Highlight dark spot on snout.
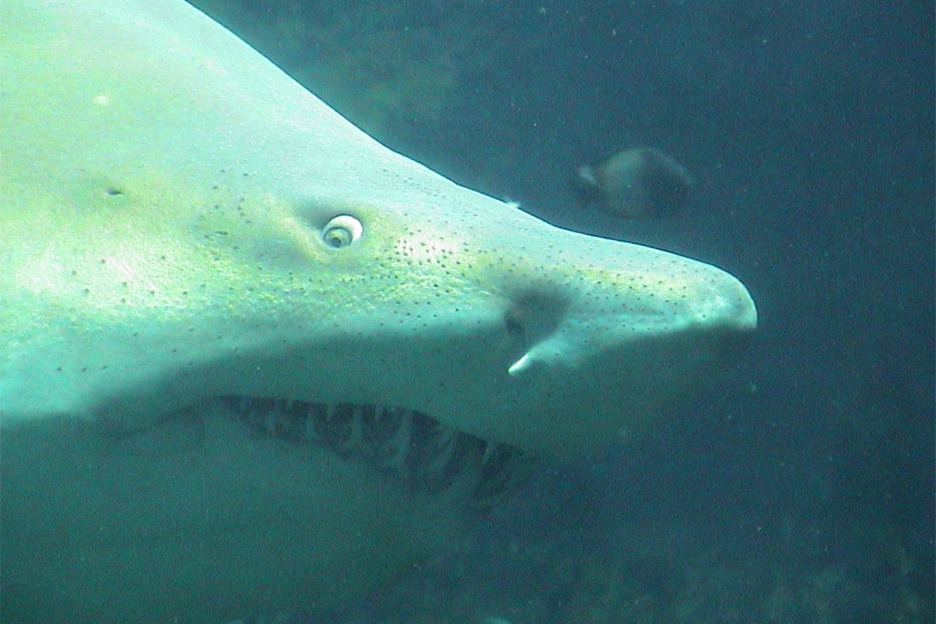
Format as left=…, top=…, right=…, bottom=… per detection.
left=504, top=314, right=525, bottom=341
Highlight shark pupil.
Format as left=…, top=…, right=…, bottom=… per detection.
left=325, top=229, right=350, bottom=247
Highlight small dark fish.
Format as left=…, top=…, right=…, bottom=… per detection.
left=573, top=147, right=693, bottom=219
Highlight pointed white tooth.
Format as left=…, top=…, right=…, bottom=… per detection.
left=366, top=405, right=386, bottom=427
left=304, top=406, right=320, bottom=440
left=423, top=428, right=458, bottom=488
left=344, top=405, right=365, bottom=452
left=480, top=442, right=500, bottom=467
left=386, top=410, right=413, bottom=471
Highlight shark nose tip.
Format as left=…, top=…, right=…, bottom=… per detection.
left=687, top=272, right=757, bottom=334
left=734, top=282, right=758, bottom=330
left=713, top=279, right=758, bottom=333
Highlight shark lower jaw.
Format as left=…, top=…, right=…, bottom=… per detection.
left=0, top=390, right=533, bottom=624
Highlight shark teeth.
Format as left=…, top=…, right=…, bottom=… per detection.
left=223, top=397, right=535, bottom=511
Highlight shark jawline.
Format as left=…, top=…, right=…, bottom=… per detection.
left=217, top=396, right=534, bottom=511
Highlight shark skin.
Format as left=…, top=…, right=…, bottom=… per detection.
left=0, top=0, right=756, bottom=622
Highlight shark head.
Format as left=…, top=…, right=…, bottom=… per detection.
left=1, top=0, right=755, bottom=457
left=0, top=0, right=756, bottom=621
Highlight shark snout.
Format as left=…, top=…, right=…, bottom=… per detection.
left=494, top=239, right=757, bottom=379
left=686, top=270, right=758, bottom=334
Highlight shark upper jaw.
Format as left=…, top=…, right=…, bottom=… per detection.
left=1, top=191, right=757, bottom=461
left=39, top=209, right=756, bottom=461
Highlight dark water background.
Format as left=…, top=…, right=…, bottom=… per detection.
left=193, top=1, right=934, bottom=621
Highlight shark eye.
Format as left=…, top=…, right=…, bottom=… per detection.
left=321, top=215, right=363, bottom=248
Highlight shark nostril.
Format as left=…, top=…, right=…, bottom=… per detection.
left=504, top=312, right=529, bottom=370
left=507, top=291, right=568, bottom=340
left=504, top=313, right=525, bottom=340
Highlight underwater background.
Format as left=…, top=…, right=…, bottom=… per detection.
left=189, top=1, right=934, bottom=622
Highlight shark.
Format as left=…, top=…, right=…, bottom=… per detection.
left=0, top=0, right=757, bottom=622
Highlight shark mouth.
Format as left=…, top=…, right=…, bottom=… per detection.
left=221, top=397, right=536, bottom=512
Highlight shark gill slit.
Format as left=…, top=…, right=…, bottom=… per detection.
left=217, top=397, right=535, bottom=512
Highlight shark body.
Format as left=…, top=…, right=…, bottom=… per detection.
left=0, top=0, right=756, bottom=622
